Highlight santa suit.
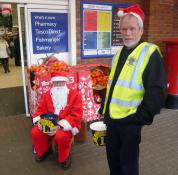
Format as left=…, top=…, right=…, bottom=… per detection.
left=31, top=88, right=83, bottom=163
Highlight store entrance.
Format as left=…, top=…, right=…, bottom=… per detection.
left=0, top=1, right=76, bottom=117
left=0, top=3, right=27, bottom=117
left=0, top=3, right=26, bottom=87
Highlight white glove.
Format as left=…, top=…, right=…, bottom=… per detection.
left=58, top=119, right=72, bottom=131
left=33, top=116, right=41, bottom=124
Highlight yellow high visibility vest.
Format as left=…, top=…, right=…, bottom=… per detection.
left=103, top=42, right=161, bottom=119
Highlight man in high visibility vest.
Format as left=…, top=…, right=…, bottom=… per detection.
left=101, top=4, right=167, bottom=175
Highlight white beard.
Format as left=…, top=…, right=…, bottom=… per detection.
left=50, top=85, right=69, bottom=115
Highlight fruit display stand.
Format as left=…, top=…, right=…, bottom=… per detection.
left=69, top=64, right=110, bottom=122
left=69, top=64, right=110, bottom=143
left=27, top=59, right=110, bottom=142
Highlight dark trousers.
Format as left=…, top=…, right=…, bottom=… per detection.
left=106, top=122, right=142, bottom=175
left=0, top=58, right=10, bottom=73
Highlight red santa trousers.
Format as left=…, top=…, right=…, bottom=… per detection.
left=31, top=125, right=73, bottom=163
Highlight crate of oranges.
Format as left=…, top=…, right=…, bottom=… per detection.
left=90, top=66, right=110, bottom=90
left=90, top=65, right=110, bottom=104
left=29, top=58, right=68, bottom=89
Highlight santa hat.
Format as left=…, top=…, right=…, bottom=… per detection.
left=0, top=4, right=12, bottom=16
left=117, top=4, right=145, bottom=26
left=51, top=72, right=69, bottom=83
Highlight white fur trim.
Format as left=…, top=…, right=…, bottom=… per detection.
left=51, top=76, right=69, bottom=82
left=72, top=127, right=79, bottom=136
left=130, top=12, right=143, bottom=27
left=58, top=119, right=72, bottom=131
left=33, top=116, right=41, bottom=124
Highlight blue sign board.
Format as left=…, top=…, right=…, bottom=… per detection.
left=84, top=32, right=97, bottom=49
left=31, top=12, right=68, bottom=54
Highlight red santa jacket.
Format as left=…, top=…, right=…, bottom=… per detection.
left=33, top=89, right=83, bottom=135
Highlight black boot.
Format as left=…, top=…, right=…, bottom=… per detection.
left=61, top=153, right=72, bottom=170
left=35, top=147, right=53, bottom=162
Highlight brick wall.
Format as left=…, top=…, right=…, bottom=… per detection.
left=76, top=0, right=178, bottom=64
left=144, top=0, right=178, bottom=55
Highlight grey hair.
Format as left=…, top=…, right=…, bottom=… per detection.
left=119, top=13, right=143, bottom=29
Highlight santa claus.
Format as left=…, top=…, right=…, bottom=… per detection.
left=31, top=71, right=83, bottom=169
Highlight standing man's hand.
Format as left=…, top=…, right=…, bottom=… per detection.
left=97, top=113, right=104, bottom=120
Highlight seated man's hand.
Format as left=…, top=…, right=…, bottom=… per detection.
left=47, top=125, right=60, bottom=136
left=51, top=126, right=59, bottom=132
left=36, top=120, right=42, bottom=131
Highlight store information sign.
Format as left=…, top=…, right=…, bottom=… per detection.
left=81, top=2, right=128, bottom=59
left=31, top=12, right=68, bottom=54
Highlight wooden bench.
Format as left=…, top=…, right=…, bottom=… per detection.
left=74, top=119, right=87, bottom=143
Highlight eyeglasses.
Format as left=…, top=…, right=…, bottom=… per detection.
left=120, top=27, right=136, bottom=33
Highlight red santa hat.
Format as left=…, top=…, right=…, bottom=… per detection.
left=0, top=4, right=12, bottom=16
left=51, top=71, right=69, bottom=83
left=117, top=4, right=145, bottom=26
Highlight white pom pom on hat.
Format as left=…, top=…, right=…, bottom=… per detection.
left=117, top=8, right=124, bottom=17
left=117, top=4, right=145, bottom=25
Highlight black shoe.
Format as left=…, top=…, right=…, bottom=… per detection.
left=61, top=154, right=71, bottom=170
left=36, top=147, right=53, bottom=162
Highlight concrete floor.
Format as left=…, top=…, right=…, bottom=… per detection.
left=0, top=59, right=23, bottom=89
left=0, top=59, right=25, bottom=117
left=0, top=109, right=178, bottom=175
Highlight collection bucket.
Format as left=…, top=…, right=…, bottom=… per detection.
left=89, top=121, right=106, bottom=146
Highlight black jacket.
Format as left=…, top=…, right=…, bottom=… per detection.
left=103, top=41, right=167, bottom=126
